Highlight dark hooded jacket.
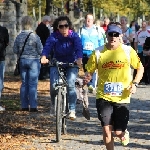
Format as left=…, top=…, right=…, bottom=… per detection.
left=0, top=25, right=9, bottom=61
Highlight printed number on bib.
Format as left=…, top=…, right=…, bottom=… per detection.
left=84, top=42, right=94, bottom=50
left=104, top=82, right=123, bottom=96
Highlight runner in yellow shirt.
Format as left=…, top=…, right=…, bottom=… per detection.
left=84, top=24, right=144, bottom=149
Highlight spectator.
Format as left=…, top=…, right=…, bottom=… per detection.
left=120, top=16, right=133, bottom=46
left=36, top=15, right=51, bottom=80
left=13, top=16, right=43, bottom=112
left=134, top=20, right=150, bottom=84
left=143, top=37, right=150, bottom=83
left=102, top=18, right=110, bottom=32
left=146, top=20, right=150, bottom=30
left=95, top=19, right=106, bottom=43
left=0, top=25, right=9, bottom=111
left=130, top=20, right=139, bottom=49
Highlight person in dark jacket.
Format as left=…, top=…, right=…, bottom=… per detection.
left=41, top=16, right=83, bottom=119
left=36, top=15, right=51, bottom=80
left=0, top=25, right=9, bottom=111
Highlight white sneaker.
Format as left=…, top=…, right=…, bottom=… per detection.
left=121, top=129, right=130, bottom=146
left=0, top=106, right=5, bottom=111
left=68, top=111, right=76, bottom=120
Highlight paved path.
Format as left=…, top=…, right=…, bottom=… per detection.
left=49, top=85, right=150, bottom=150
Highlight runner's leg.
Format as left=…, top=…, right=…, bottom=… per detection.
left=96, top=98, right=114, bottom=150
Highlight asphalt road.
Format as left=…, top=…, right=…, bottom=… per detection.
left=49, top=85, right=150, bottom=150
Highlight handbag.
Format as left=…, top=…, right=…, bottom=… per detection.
left=14, top=32, right=32, bottom=76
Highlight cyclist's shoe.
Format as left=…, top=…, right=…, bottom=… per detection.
left=121, top=129, right=129, bottom=146
left=0, top=106, right=5, bottom=111
left=68, top=111, right=76, bottom=120
left=88, top=85, right=94, bottom=93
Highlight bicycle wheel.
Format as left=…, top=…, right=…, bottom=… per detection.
left=56, top=88, right=63, bottom=142
left=62, top=87, right=67, bottom=134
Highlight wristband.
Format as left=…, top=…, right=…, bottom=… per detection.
left=132, top=82, right=138, bottom=87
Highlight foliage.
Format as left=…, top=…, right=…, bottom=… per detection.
left=27, top=0, right=150, bottom=20
left=27, top=0, right=46, bottom=20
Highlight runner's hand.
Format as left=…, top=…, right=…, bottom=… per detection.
left=41, top=56, right=49, bottom=64
left=127, top=84, right=136, bottom=94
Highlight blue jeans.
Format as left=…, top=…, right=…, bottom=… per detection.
left=20, top=58, right=41, bottom=108
left=50, top=66, right=78, bottom=111
left=0, top=61, right=5, bottom=99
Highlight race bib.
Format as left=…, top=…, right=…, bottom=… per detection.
left=104, top=82, right=123, bottom=96
left=84, top=42, right=94, bottom=50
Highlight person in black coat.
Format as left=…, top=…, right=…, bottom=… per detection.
left=36, top=16, right=51, bottom=80
left=0, top=25, right=9, bottom=111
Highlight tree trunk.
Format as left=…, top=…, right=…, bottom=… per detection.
left=45, top=0, right=52, bottom=15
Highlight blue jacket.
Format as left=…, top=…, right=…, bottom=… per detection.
left=79, top=25, right=104, bottom=57
left=42, top=30, right=83, bottom=63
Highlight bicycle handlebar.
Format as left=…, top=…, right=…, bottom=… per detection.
left=49, top=58, right=78, bottom=68
left=49, top=59, right=78, bottom=87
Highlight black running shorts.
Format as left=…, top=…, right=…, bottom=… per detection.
left=96, top=98, right=129, bottom=132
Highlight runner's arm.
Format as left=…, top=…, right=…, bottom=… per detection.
left=84, top=51, right=97, bottom=84
left=132, top=64, right=144, bottom=84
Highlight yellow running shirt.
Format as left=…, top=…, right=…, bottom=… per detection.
left=86, top=44, right=142, bottom=103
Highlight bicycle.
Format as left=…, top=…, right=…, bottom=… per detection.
left=49, top=59, right=78, bottom=142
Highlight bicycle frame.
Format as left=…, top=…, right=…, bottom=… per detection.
left=49, top=59, right=78, bottom=142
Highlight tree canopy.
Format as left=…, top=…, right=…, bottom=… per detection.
left=26, top=0, right=150, bottom=21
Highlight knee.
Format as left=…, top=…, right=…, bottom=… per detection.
left=114, top=130, right=123, bottom=137
left=103, top=126, right=112, bottom=137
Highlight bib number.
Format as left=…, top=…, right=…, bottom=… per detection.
left=104, top=82, right=123, bottom=96
left=84, top=42, right=94, bottom=50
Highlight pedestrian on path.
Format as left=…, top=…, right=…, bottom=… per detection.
left=134, top=20, right=150, bottom=84
left=36, top=15, right=51, bottom=80
left=13, top=16, right=43, bottom=112
left=121, top=16, right=133, bottom=46
left=84, top=24, right=144, bottom=150
left=0, top=24, right=9, bottom=111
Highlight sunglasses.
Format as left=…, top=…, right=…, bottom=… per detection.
left=108, top=32, right=120, bottom=37
left=58, top=24, right=69, bottom=29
